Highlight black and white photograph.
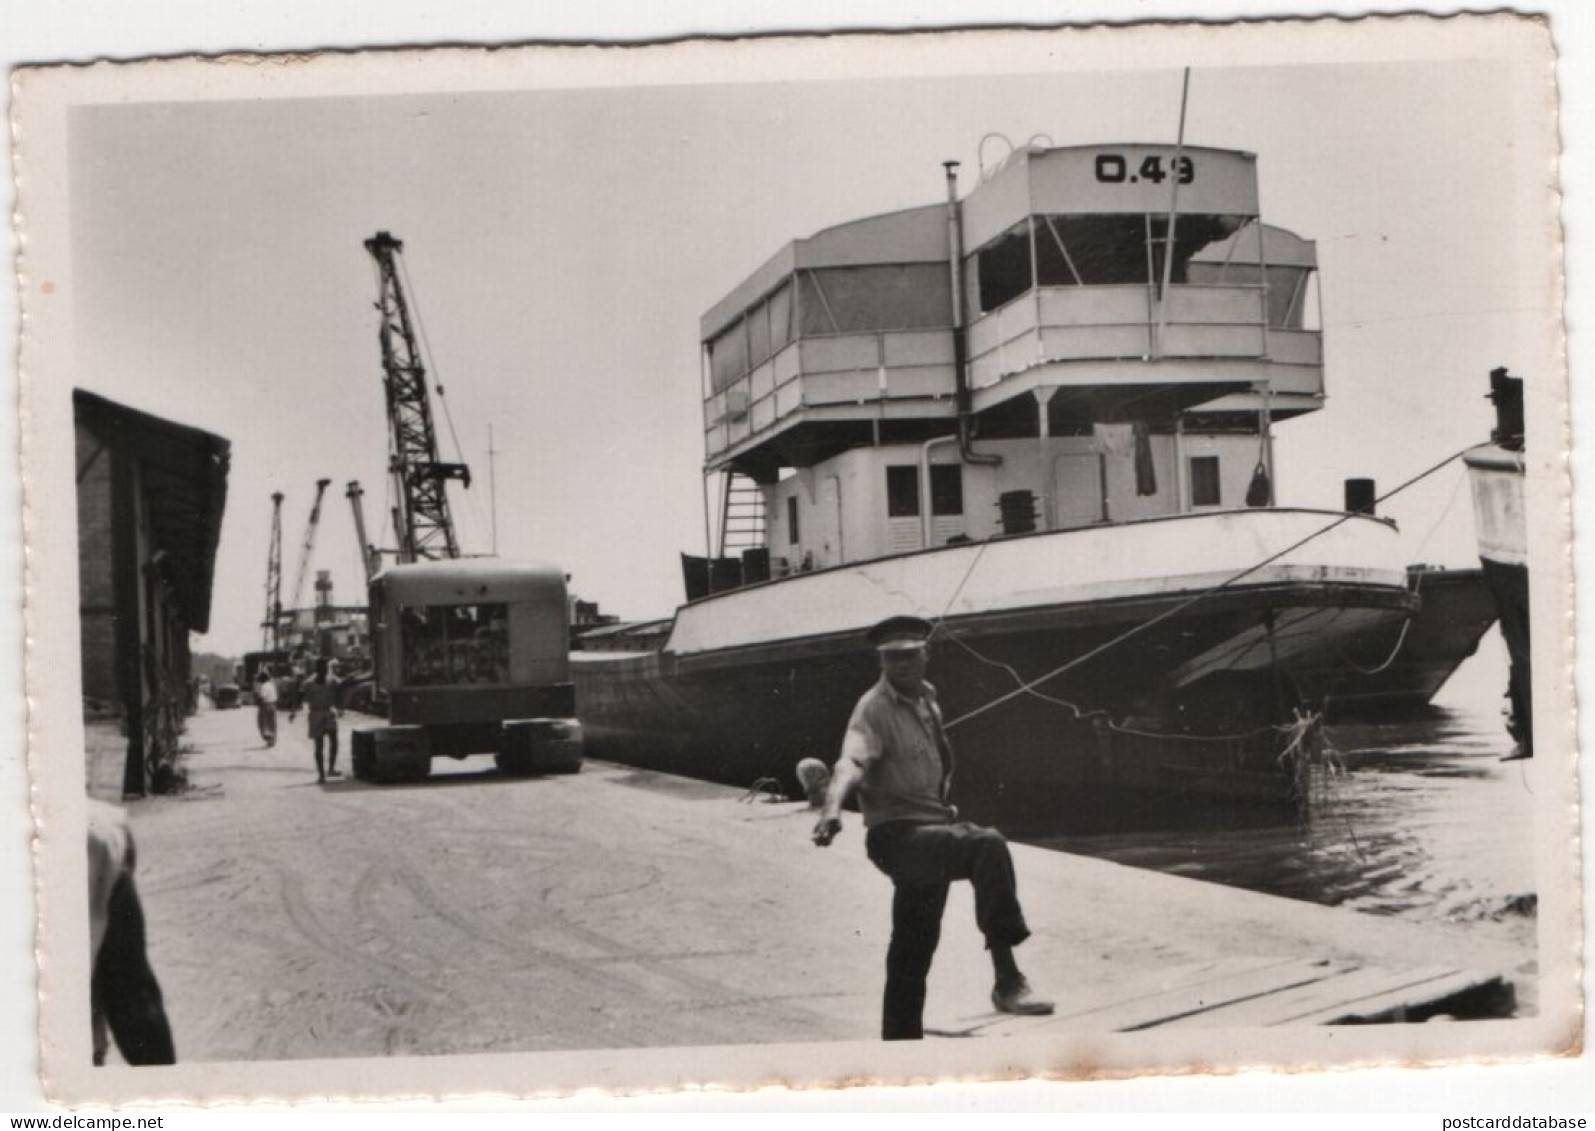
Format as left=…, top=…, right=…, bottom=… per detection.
left=11, top=12, right=1582, bottom=1109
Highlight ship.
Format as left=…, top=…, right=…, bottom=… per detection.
left=1463, top=368, right=1530, bottom=757
left=1289, top=564, right=1497, bottom=720
left=573, top=142, right=1418, bottom=816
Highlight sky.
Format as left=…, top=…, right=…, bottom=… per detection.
left=65, top=52, right=1552, bottom=659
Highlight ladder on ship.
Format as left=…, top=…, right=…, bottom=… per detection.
left=717, top=471, right=767, bottom=557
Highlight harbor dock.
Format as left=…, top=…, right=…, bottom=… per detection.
left=111, top=706, right=1527, bottom=1063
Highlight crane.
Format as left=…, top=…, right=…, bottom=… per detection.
left=260, top=491, right=284, bottom=652
left=363, top=231, right=471, bottom=562
left=347, top=231, right=582, bottom=785
left=286, top=478, right=333, bottom=641
left=346, top=480, right=380, bottom=586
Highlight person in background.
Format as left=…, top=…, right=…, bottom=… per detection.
left=812, top=615, right=1053, bottom=1040
left=254, top=666, right=280, bottom=748
left=303, top=657, right=345, bottom=784
left=87, top=799, right=175, bottom=1066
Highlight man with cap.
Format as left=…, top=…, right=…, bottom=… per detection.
left=812, top=614, right=1052, bottom=1040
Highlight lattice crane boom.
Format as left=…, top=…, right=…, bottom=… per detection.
left=346, top=480, right=380, bottom=585
left=287, top=478, right=333, bottom=625
left=364, top=231, right=470, bottom=562
left=260, top=491, right=284, bottom=651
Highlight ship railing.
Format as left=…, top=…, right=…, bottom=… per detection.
left=702, top=282, right=1324, bottom=460
left=704, top=326, right=958, bottom=457
left=966, top=281, right=1321, bottom=390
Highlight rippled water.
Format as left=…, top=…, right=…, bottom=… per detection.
left=1017, top=630, right=1538, bottom=952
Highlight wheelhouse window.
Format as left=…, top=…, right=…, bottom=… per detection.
left=399, top=602, right=511, bottom=686
left=1189, top=456, right=1222, bottom=508
left=706, top=280, right=795, bottom=392
left=797, top=265, right=950, bottom=335
left=971, top=213, right=1251, bottom=314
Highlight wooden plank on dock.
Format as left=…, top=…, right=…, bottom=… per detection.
left=1121, top=964, right=1513, bottom=1029
left=940, top=956, right=1300, bottom=1037
left=1162, top=964, right=1462, bottom=1027
left=1059, top=958, right=1358, bottom=1032
left=1288, top=969, right=1514, bottom=1026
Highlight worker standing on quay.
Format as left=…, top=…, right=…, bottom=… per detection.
left=303, top=657, right=345, bottom=784
left=254, top=666, right=280, bottom=748
left=813, top=615, right=1053, bottom=1040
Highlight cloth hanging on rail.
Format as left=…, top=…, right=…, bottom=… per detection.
left=1132, top=420, right=1158, bottom=496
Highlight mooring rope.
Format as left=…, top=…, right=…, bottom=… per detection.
left=940, top=445, right=1473, bottom=731
left=1336, top=464, right=1468, bottom=677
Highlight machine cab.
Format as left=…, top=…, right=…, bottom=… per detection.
left=368, top=558, right=572, bottom=726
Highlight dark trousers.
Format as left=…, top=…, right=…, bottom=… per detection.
left=865, top=820, right=1031, bottom=1041
left=313, top=719, right=339, bottom=778
left=92, top=863, right=175, bottom=1065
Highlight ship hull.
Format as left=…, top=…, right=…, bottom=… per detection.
left=1465, top=441, right=1530, bottom=754
left=1289, top=567, right=1498, bottom=719
left=575, top=509, right=1414, bottom=817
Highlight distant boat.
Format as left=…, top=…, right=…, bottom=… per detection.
left=1463, top=368, right=1530, bottom=757
left=574, top=141, right=1416, bottom=813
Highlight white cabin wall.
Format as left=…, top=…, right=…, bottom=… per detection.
left=1179, top=433, right=1262, bottom=511
left=1100, top=435, right=1178, bottom=521
left=766, top=450, right=881, bottom=570
left=762, top=432, right=1267, bottom=572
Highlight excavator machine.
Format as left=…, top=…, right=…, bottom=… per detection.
left=349, top=232, right=582, bottom=783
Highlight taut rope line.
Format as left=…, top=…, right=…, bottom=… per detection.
left=942, top=445, right=1473, bottom=731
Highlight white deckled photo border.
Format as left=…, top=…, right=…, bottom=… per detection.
left=10, top=13, right=1582, bottom=1109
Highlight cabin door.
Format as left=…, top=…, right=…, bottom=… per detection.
left=818, top=475, right=844, bottom=566
left=1052, top=453, right=1104, bottom=528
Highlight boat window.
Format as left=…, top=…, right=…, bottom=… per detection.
left=1185, top=223, right=1318, bottom=328
left=886, top=465, right=920, bottom=517
left=708, top=320, right=749, bottom=392
left=931, top=464, right=963, bottom=516
left=976, top=214, right=1250, bottom=314
left=398, top=602, right=511, bottom=686
left=798, top=265, right=950, bottom=335
left=768, top=282, right=794, bottom=351
left=1189, top=456, right=1222, bottom=508
left=975, top=222, right=1034, bottom=313
left=747, top=302, right=772, bottom=365
left=787, top=495, right=800, bottom=545
left=707, top=281, right=798, bottom=392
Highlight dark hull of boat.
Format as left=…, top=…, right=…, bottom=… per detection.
left=1291, top=568, right=1498, bottom=719
left=1482, top=557, right=1531, bottom=754
left=574, top=579, right=1412, bottom=820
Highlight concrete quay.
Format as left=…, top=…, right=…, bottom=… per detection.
left=113, top=705, right=1529, bottom=1063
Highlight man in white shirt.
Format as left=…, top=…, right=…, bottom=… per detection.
left=255, top=667, right=280, bottom=748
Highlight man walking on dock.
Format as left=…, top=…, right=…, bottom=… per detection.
left=813, top=615, right=1053, bottom=1040
left=303, top=657, right=345, bottom=784
left=255, top=666, right=279, bottom=748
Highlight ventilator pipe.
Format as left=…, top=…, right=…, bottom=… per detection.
left=944, top=160, right=1002, bottom=471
